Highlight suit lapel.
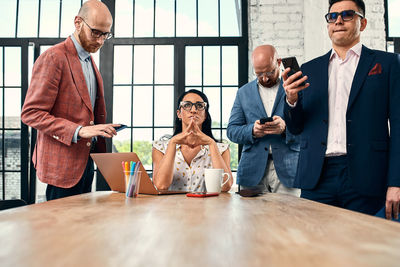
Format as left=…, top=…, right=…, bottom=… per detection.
left=64, top=37, right=93, bottom=114
left=347, top=46, right=375, bottom=111
left=251, top=79, right=268, bottom=117
left=318, top=51, right=331, bottom=118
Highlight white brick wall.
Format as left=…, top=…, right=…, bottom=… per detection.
left=248, top=0, right=387, bottom=81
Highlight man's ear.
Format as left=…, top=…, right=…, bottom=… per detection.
left=360, top=18, right=367, bottom=32
left=74, top=16, right=83, bottom=32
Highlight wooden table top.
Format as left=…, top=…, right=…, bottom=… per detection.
left=1, top=192, right=400, bottom=267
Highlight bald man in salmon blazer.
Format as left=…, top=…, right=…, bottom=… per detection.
left=22, top=0, right=119, bottom=200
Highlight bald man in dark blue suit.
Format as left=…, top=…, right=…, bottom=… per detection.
left=283, top=0, right=400, bottom=219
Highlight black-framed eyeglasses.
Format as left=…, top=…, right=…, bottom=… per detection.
left=81, top=18, right=113, bottom=40
left=180, top=101, right=207, bottom=111
left=325, top=10, right=364, bottom=23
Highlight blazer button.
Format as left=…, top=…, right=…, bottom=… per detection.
left=89, top=121, right=94, bottom=125
left=321, top=142, right=327, bottom=146
left=264, top=147, right=268, bottom=151
left=87, top=142, right=91, bottom=147
left=323, top=119, right=328, bottom=124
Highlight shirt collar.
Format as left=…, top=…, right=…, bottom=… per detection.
left=330, top=42, right=362, bottom=61
left=71, top=34, right=91, bottom=62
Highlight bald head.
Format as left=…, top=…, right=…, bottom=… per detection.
left=252, top=45, right=281, bottom=88
left=78, top=0, right=113, bottom=26
left=252, top=45, right=278, bottom=70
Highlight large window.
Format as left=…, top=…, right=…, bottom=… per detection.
left=0, top=0, right=248, bottom=202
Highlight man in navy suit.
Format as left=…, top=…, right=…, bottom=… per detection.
left=228, top=45, right=300, bottom=197
left=283, top=0, right=400, bottom=219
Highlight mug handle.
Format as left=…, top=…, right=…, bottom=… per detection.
left=221, top=173, right=231, bottom=186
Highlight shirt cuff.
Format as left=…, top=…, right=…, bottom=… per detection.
left=286, top=97, right=297, bottom=108
left=72, top=126, right=82, bottom=143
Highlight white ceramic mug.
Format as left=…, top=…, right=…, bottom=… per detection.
left=204, top=168, right=231, bottom=193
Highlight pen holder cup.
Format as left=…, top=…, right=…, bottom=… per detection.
left=124, top=171, right=142, bottom=198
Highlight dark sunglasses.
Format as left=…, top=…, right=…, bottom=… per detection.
left=325, top=9, right=364, bottom=23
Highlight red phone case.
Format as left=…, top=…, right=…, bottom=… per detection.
left=186, top=192, right=219, bottom=197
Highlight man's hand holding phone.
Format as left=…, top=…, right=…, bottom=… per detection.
left=253, top=116, right=286, bottom=138
left=281, top=57, right=310, bottom=105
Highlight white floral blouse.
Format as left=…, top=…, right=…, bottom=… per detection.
left=153, top=138, right=229, bottom=192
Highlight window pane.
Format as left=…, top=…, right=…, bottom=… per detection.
left=176, top=0, right=196, bottom=37
left=40, top=45, right=52, bottom=55
left=134, top=0, right=154, bottom=37
left=220, top=0, right=241, bottom=37
left=114, top=46, right=132, bottom=84
left=5, top=130, right=20, bottom=170
left=0, top=88, right=3, bottom=128
left=203, top=87, right=220, bottom=127
left=133, top=86, right=153, bottom=126
left=198, top=0, right=218, bottom=37
left=155, top=0, right=174, bottom=37
left=0, top=174, right=2, bottom=199
left=134, top=46, right=153, bottom=84
left=0, top=48, right=3, bottom=86
left=154, top=86, right=173, bottom=126
left=60, top=0, right=80, bottom=37
left=17, top=0, right=39, bottom=37
left=185, top=46, right=201, bottom=86
left=0, top=0, right=17, bottom=37
left=5, top=172, right=21, bottom=199
left=28, top=44, right=34, bottom=86
left=113, top=127, right=131, bottom=153
left=39, top=0, right=60, bottom=37
left=113, top=86, right=131, bottom=126
left=132, top=128, right=152, bottom=170
left=115, top=0, right=133, bottom=37
left=5, top=88, right=21, bottom=128
left=203, top=46, right=220, bottom=85
left=4, top=47, right=21, bottom=86
left=212, top=129, right=221, bottom=141
left=222, top=46, right=238, bottom=85
left=154, top=128, right=173, bottom=142
left=155, top=46, right=173, bottom=84
left=36, top=172, right=47, bottom=203
left=222, top=87, right=237, bottom=127
left=388, top=0, right=400, bottom=37
left=222, top=130, right=238, bottom=171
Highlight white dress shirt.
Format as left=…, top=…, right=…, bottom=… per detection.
left=258, top=78, right=280, bottom=117
left=325, top=42, right=362, bottom=156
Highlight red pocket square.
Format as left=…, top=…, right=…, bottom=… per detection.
left=368, top=63, right=382, bottom=75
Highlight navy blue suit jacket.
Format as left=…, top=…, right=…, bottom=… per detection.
left=284, top=46, right=400, bottom=197
left=227, top=79, right=300, bottom=187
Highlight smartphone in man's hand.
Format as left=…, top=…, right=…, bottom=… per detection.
left=260, top=117, right=273, bottom=124
left=114, top=124, right=127, bottom=132
left=282, top=57, right=306, bottom=86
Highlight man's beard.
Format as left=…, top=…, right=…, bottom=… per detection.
left=79, top=30, right=101, bottom=53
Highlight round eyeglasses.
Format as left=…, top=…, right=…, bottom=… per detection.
left=81, top=18, right=113, bottom=40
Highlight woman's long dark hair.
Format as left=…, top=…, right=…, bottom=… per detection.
left=173, top=89, right=217, bottom=142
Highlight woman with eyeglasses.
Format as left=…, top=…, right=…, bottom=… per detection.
left=152, top=89, right=233, bottom=192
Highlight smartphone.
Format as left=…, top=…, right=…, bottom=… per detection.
left=281, top=57, right=306, bottom=86
left=186, top=192, right=219, bottom=197
left=114, top=124, right=127, bottom=132
left=260, top=117, right=273, bottom=124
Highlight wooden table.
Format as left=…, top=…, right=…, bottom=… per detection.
left=1, top=192, right=400, bottom=267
